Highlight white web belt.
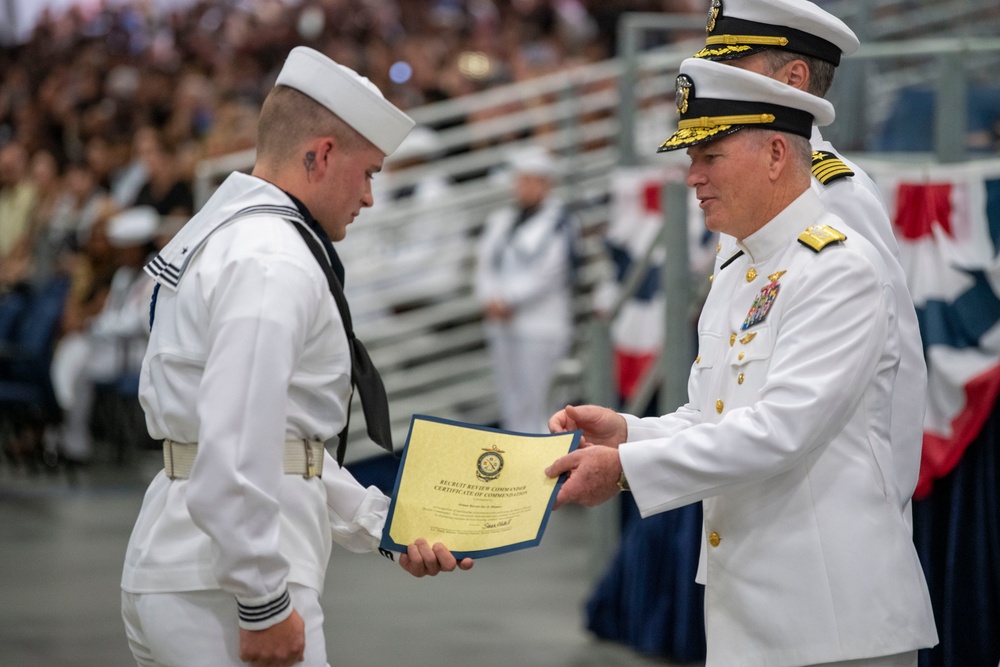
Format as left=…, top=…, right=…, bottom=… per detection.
left=163, top=438, right=325, bottom=480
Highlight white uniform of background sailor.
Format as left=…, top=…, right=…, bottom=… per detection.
left=475, top=147, right=579, bottom=433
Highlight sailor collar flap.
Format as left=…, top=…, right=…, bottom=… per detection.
left=144, top=173, right=313, bottom=292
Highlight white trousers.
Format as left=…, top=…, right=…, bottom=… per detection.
left=485, top=326, right=569, bottom=434
left=50, top=332, right=124, bottom=460
left=122, top=584, right=329, bottom=667
left=50, top=333, right=94, bottom=459
left=810, top=651, right=918, bottom=667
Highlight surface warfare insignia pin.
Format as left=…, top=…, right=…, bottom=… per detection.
left=676, top=74, right=693, bottom=114
left=707, top=0, right=721, bottom=33
left=741, top=271, right=785, bottom=330
left=477, top=445, right=505, bottom=482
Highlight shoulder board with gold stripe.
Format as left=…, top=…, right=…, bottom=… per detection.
left=798, top=224, right=846, bottom=252
left=811, top=150, right=854, bottom=185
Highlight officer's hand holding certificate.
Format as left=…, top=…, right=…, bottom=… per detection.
left=380, top=415, right=581, bottom=559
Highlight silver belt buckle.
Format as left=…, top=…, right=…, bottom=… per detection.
left=164, top=439, right=177, bottom=480
left=303, top=440, right=316, bottom=479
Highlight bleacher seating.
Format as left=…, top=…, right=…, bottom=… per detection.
left=0, top=277, right=69, bottom=463
left=871, top=85, right=1000, bottom=153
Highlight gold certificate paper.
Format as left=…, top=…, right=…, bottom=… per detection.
left=379, top=415, right=580, bottom=558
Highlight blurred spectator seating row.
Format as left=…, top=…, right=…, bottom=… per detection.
left=872, top=84, right=1000, bottom=154
left=0, top=207, right=160, bottom=471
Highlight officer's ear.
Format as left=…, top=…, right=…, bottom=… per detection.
left=766, top=133, right=791, bottom=181
left=781, top=60, right=810, bottom=92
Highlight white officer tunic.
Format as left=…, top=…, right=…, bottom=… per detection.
left=620, top=189, right=937, bottom=667
left=808, top=128, right=927, bottom=521
left=714, top=128, right=927, bottom=522
left=121, top=173, right=389, bottom=630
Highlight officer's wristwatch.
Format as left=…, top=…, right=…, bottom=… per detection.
left=617, top=469, right=630, bottom=492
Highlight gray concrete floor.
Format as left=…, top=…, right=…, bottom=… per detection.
left=0, top=455, right=688, bottom=667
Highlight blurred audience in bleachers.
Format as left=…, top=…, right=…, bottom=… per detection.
left=1, top=0, right=692, bottom=467
left=0, top=141, right=38, bottom=285
left=0, top=0, right=663, bottom=171
left=128, top=125, right=194, bottom=217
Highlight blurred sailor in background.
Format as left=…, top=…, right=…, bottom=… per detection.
left=475, top=146, right=580, bottom=433
left=52, top=206, right=158, bottom=464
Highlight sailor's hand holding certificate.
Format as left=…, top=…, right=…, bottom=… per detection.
left=380, top=415, right=581, bottom=559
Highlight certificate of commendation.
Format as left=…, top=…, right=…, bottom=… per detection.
left=380, top=415, right=580, bottom=559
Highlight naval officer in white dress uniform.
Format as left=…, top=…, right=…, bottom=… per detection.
left=546, top=58, right=937, bottom=667
left=696, top=0, right=927, bottom=523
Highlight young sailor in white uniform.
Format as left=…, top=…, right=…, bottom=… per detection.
left=121, top=47, right=471, bottom=667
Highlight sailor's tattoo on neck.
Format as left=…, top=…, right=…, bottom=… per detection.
left=303, top=151, right=317, bottom=177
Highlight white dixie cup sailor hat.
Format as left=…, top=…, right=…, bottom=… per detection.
left=107, top=206, right=160, bottom=247
left=275, top=46, right=416, bottom=156
left=509, top=145, right=559, bottom=179
left=658, top=57, right=835, bottom=152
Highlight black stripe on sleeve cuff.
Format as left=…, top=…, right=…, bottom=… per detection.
left=238, top=588, right=291, bottom=626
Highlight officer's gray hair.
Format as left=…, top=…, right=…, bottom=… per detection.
left=740, top=128, right=812, bottom=172
left=758, top=49, right=836, bottom=97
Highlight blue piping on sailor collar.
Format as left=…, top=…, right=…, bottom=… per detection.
left=149, top=190, right=347, bottom=330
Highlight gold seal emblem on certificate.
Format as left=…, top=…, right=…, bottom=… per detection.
left=476, top=445, right=505, bottom=482
left=380, top=416, right=580, bottom=559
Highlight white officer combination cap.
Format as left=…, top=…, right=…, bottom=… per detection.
left=107, top=206, right=160, bottom=247
left=694, top=0, right=860, bottom=66
left=274, top=46, right=415, bottom=156
left=658, top=57, right=835, bottom=152
left=509, top=145, right=559, bottom=178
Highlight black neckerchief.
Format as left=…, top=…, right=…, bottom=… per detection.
left=287, top=219, right=394, bottom=467
left=492, top=202, right=544, bottom=269
left=283, top=191, right=346, bottom=287
left=514, top=203, right=541, bottom=229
